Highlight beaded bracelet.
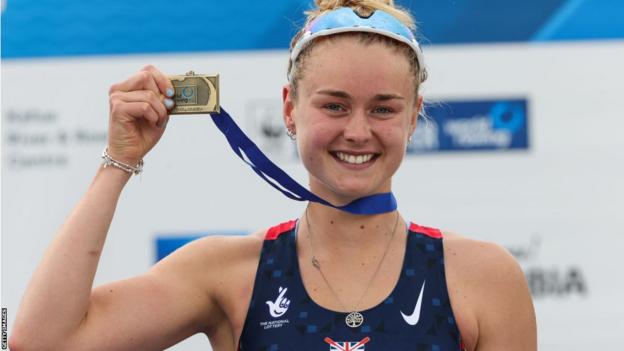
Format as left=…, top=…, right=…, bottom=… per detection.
left=101, top=148, right=144, bottom=175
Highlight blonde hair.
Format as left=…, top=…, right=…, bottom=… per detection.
left=288, top=0, right=427, bottom=100
left=307, top=0, right=415, bottom=29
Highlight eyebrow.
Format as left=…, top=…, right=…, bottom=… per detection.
left=315, top=89, right=405, bottom=101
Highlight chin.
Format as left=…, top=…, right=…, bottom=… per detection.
left=308, top=166, right=392, bottom=202
left=330, top=182, right=389, bottom=202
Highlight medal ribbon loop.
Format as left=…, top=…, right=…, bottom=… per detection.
left=209, top=108, right=397, bottom=215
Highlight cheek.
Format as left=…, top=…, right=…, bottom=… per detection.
left=298, top=122, right=337, bottom=166
left=378, top=123, right=408, bottom=149
left=302, top=118, right=339, bottom=149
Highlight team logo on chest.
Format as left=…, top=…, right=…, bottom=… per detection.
left=324, top=337, right=370, bottom=350
left=400, top=280, right=426, bottom=326
left=266, top=286, right=291, bottom=317
left=259, top=286, right=291, bottom=330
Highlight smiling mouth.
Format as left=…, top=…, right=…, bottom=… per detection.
left=331, top=151, right=380, bottom=165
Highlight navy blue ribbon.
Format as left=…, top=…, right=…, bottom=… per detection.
left=210, top=107, right=397, bottom=215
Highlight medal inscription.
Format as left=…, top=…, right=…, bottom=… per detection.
left=168, top=71, right=220, bottom=114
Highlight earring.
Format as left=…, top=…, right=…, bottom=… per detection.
left=286, top=128, right=296, bottom=141
left=408, top=135, right=413, bottom=144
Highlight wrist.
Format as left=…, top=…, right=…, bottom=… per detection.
left=94, top=162, right=133, bottom=197
left=101, top=148, right=144, bottom=175
left=98, top=161, right=133, bottom=182
left=105, top=147, right=142, bottom=166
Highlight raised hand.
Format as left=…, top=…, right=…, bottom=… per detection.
left=107, top=65, right=175, bottom=165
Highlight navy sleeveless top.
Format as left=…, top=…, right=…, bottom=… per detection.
left=238, top=220, right=465, bottom=350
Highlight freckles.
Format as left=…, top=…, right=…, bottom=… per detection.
left=310, top=125, right=338, bottom=145
left=378, top=126, right=401, bottom=141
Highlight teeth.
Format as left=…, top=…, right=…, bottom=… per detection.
left=336, top=152, right=374, bottom=164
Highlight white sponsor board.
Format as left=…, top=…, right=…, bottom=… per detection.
left=2, top=41, right=624, bottom=350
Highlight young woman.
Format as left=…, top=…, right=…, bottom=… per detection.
left=10, top=1, right=536, bottom=350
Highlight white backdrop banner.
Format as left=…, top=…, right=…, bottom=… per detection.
left=2, top=41, right=624, bottom=350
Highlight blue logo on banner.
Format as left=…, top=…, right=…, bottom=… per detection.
left=155, top=231, right=245, bottom=262
left=408, top=99, right=529, bottom=153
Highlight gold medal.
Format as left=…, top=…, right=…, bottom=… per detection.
left=168, top=71, right=219, bottom=114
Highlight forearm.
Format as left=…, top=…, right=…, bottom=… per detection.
left=11, top=165, right=132, bottom=348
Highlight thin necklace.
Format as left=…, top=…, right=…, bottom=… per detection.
left=305, top=207, right=400, bottom=328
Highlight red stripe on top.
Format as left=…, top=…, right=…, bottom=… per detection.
left=409, top=222, right=443, bottom=239
left=265, top=220, right=297, bottom=240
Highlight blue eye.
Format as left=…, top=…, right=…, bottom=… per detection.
left=324, top=103, right=345, bottom=112
left=373, top=106, right=394, bottom=114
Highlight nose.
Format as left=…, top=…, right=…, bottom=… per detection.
left=343, top=111, right=372, bottom=144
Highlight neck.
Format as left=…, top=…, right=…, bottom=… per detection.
left=302, top=202, right=403, bottom=249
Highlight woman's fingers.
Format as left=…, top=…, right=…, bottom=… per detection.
left=110, top=99, right=160, bottom=127
left=111, top=90, right=171, bottom=127
left=141, top=65, right=175, bottom=98
left=108, top=66, right=176, bottom=129
left=127, top=101, right=160, bottom=127
left=105, top=65, right=174, bottom=164
left=109, top=68, right=163, bottom=98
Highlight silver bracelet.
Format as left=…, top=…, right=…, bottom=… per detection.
left=101, top=148, right=144, bottom=175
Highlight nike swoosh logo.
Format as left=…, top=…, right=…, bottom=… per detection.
left=401, top=280, right=426, bottom=326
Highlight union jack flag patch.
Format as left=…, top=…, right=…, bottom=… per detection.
left=324, top=337, right=370, bottom=350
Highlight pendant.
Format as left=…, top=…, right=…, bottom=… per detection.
left=345, top=311, right=364, bottom=328
left=312, top=256, right=321, bottom=269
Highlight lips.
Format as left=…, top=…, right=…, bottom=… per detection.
left=332, top=151, right=379, bottom=165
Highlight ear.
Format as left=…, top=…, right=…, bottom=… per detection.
left=408, top=95, right=423, bottom=136
left=282, top=84, right=296, bottom=132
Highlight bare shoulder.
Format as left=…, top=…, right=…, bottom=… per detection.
left=59, top=229, right=269, bottom=351
left=149, top=229, right=265, bottom=285
left=147, top=228, right=267, bottom=335
left=154, top=229, right=265, bottom=270
left=441, top=231, right=536, bottom=351
left=442, top=231, right=521, bottom=279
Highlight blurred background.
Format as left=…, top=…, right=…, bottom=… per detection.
left=2, top=0, right=623, bottom=350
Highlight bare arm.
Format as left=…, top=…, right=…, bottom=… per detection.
left=8, top=66, right=219, bottom=351
left=10, top=166, right=131, bottom=350
left=444, top=234, right=537, bottom=351
left=473, top=243, right=537, bottom=351
left=10, top=167, right=222, bottom=350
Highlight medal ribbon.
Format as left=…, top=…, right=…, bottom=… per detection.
left=209, top=107, right=397, bottom=215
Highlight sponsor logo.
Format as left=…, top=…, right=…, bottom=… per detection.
left=175, top=85, right=197, bottom=104
left=324, top=336, right=370, bottom=350
left=259, top=318, right=290, bottom=330
left=506, top=235, right=588, bottom=298
left=400, top=280, right=426, bottom=326
left=266, top=286, right=291, bottom=318
left=408, top=99, right=529, bottom=153
left=3, top=109, right=106, bottom=170
left=525, top=266, right=587, bottom=297
left=245, top=99, right=298, bottom=160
